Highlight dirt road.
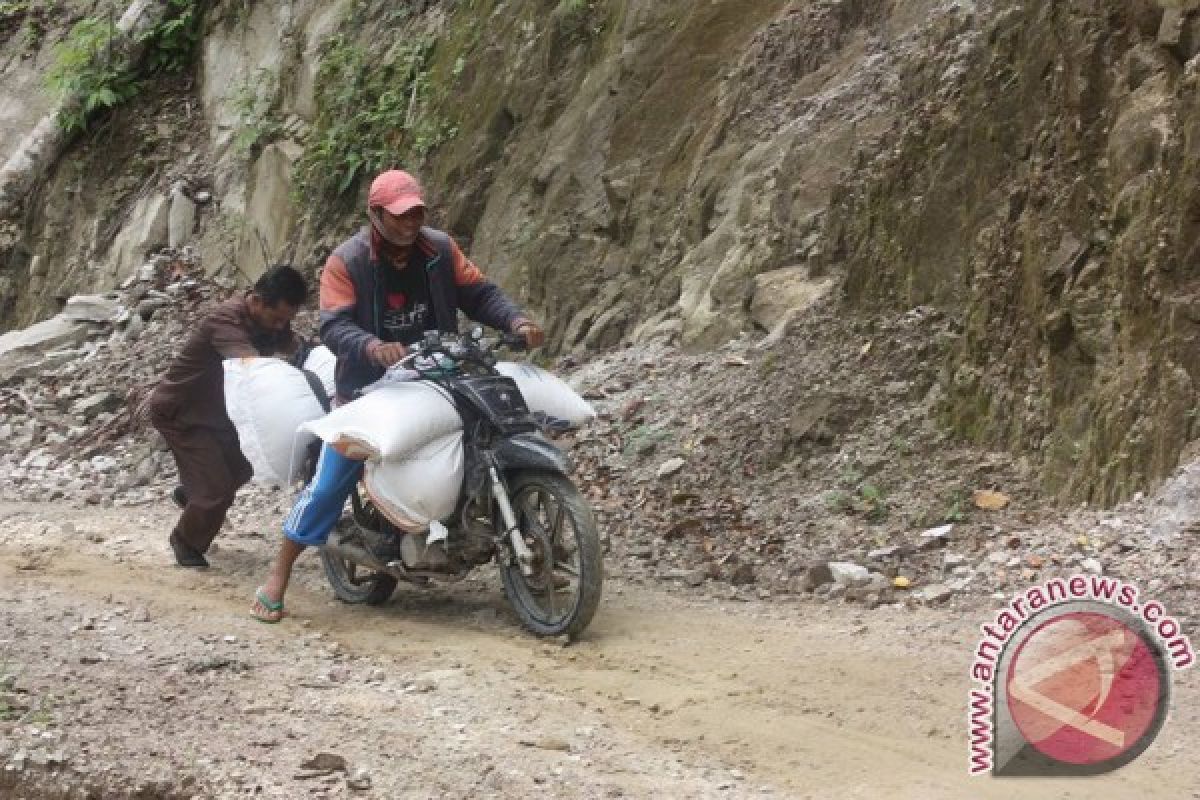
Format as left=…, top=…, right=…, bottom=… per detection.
left=0, top=501, right=1196, bottom=799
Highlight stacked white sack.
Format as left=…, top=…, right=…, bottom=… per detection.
left=363, top=432, right=464, bottom=532
left=301, top=384, right=464, bottom=532
left=223, top=358, right=325, bottom=485
left=300, top=383, right=461, bottom=460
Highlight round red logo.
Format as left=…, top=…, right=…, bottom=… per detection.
left=1005, top=610, right=1166, bottom=766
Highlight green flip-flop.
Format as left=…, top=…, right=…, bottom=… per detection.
left=251, top=587, right=285, bottom=624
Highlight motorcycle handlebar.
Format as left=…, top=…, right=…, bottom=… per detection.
left=402, top=329, right=529, bottom=363
left=497, top=332, right=529, bottom=351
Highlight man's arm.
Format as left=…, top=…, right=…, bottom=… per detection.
left=318, top=254, right=384, bottom=365
left=449, top=238, right=527, bottom=332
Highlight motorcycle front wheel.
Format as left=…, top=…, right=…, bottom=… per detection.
left=499, top=470, right=603, bottom=638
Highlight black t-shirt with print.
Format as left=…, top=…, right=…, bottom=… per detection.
left=380, top=261, right=433, bottom=345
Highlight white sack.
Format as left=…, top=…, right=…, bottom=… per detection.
left=363, top=431, right=463, bottom=533
left=301, top=382, right=461, bottom=461
left=495, top=361, right=595, bottom=428
left=223, top=358, right=324, bottom=485
left=302, top=345, right=337, bottom=399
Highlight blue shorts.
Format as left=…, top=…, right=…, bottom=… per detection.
left=283, top=444, right=363, bottom=547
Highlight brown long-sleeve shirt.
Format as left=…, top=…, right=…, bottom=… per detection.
left=149, top=296, right=297, bottom=430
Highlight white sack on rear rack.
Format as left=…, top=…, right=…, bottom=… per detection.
left=495, top=361, right=595, bottom=429
left=223, top=357, right=324, bottom=485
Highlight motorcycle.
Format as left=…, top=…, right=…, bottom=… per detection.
left=313, top=328, right=603, bottom=638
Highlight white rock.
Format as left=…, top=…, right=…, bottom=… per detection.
left=0, top=315, right=90, bottom=379
left=828, top=561, right=870, bottom=587
left=70, top=391, right=119, bottom=418
left=749, top=266, right=836, bottom=334
left=656, top=457, right=685, bottom=478
left=921, top=523, right=954, bottom=540
left=168, top=182, right=197, bottom=248
left=346, top=767, right=371, bottom=791
left=62, top=294, right=120, bottom=324
left=89, top=456, right=118, bottom=473
left=107, top=192, right=169, bottom=283
left=922, top=584, right=954, bottom=604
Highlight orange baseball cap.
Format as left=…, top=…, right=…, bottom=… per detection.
left=368, top=170, right=425, bottom=216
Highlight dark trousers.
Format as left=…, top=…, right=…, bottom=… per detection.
left=151, top=413, right=253, bottom=553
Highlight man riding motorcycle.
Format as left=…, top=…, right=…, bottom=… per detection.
left=250, top=169, right=543, bottom=622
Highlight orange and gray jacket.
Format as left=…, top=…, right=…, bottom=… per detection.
left=319, top=225, right=526, bottom=400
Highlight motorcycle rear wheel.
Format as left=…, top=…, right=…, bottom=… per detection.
left=499, top=470, right=603, bottom=637
left=319, top=515, right=399, bottom=606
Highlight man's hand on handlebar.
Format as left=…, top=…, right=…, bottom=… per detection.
left=512, top=319, right=545, bottom=349
left=368, top=340, right=409, bottom=367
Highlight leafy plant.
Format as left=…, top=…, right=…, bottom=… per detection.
left=756, top=351, right=779, bottom=377
left=45, top=16, right=140, bottom=133
left=21, top=16, right=41, bottom=50
left=21, top=691, right=56, bottom=727
left=44, top=0, right=202, bottom=133
left=230, top=73, right=283, bottom=155
left=824, top=489, right=853, bottom=514
left=942, top=488, right=969, bottom=523
left=858, top=483, right=888, bottom=522
left=838, top=465, right=865, bottom=487
left=825, top=489, right=854, bottom=513
left=295, top=31, right=456, bottom=200
left=554, top=0, right=603, bottom=39
left=139, top=0, right=202, bottom=74
left=624, top=423, right=672, bottom=458
left=12, top=4, right=41, bottom=52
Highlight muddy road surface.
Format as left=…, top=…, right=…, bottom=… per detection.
left=0, top=502, right=1196, bottom=798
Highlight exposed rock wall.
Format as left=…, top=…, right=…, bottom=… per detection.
left=822, top=0, right=1200, bottom=503
left=426, top=0, right=935, bottom=350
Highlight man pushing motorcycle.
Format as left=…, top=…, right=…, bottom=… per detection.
left=250, top=169, right=544, bottom=623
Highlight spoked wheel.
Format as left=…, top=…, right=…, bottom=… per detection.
left=319, top=514, right=398, bottom=607
left=499, top=470, right=603, bottom=637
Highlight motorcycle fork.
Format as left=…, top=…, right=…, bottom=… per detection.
left=489, top=465, right=535, bottom=576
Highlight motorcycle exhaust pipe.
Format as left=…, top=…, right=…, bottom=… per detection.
left=323, top=536, right=470, bottom=584
left=323, top=539, right=392, bottom=573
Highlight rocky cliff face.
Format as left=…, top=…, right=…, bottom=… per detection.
left=0, top=0, right=943, bottom=341
left=4, top=0, right=1200, bottom=503
left=823, top=0, right=1200, bottom=503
